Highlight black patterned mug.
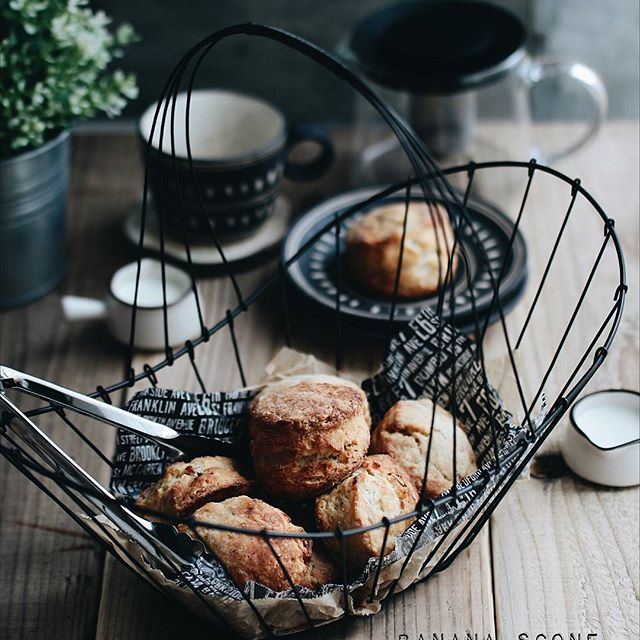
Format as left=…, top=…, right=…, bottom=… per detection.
left=139, top=89, right=334, bottom=240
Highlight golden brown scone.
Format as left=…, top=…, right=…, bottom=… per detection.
left=345, top=201, right=458, bottom=298
left=249, top=375, right=371, bottom=501
left=188, top=496, right=312, bottom=592
left=370, top=399, right=477, bottom=499
left=136, top=456, right=253, bottom=516
left=315, top=454, right=418, bottom=574
left=298, top=546, right=339, bottom=590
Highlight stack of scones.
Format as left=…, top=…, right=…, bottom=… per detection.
left=137, top=374, right=477, bottom=590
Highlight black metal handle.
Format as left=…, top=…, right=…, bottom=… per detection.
left=284, top=123, right=334, bottom=181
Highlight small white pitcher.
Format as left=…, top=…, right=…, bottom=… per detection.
left=62, top=258, right=202, bottom=351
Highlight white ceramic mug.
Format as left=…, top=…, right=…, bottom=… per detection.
left=62, top=258, right=202, bottom=351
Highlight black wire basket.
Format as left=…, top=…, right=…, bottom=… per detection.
left=0, top=25, right=627, bottom=639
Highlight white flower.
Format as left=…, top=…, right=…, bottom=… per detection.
left=1, top=0, right=139, bottom=155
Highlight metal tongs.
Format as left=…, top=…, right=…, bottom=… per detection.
left=0, top=365, right=237, bottom=575
left=0, top=365, right=238, bottom=459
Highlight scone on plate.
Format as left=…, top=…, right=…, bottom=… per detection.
left=187, top=496, right=312, bottom=592
left=249, top=375, right=371, bottom=501
left=315, top=454, right=418, bottom=574
left=345, top=201, right=458, bottom=299
left=370, top=399, right=477, bottom=500
left=136, top=456, right=253, bottom=517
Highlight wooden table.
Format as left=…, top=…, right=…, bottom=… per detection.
left=1, top=123, right=638, bottom=640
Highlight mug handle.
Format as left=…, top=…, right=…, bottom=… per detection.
left=61, top=295, right=107, bottom=322
left=525, top=59, right=608, bottom=162
left=284, top=123, right=335, bottom=181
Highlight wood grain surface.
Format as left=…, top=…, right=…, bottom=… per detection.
left=1, top=123, right=638, bottom=640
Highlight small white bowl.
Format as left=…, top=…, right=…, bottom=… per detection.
left=562, top=389, right=640, bottom=487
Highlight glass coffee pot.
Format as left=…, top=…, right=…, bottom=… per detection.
left=343, top=0, right=607, bottom=187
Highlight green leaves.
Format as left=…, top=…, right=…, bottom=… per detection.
left=0, top=0, right=139, bottom=158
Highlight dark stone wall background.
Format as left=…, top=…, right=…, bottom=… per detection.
left=94, top=0, right=639, bottom=123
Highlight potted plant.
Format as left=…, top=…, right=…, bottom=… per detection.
left=0, top=0, right=138, bottom=308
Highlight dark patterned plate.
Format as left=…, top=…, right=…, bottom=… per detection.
left=283, top=186, right=527, bottom=329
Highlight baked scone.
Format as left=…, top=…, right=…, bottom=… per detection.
left=370, top=399, right=477, bottom=499
left=249, top=375, right=371, bottom=501
left=299, top=547, right=339, bottom=590
left=315, top=454, right=418, bottom=574
left=188, top=496, right=312, bottom=591
left=136, top=456, right=253, bottom=516
left=345, top=201, right=458, bottom=298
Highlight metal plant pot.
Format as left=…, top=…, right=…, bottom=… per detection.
left=0, top=131, right=70, bottom=309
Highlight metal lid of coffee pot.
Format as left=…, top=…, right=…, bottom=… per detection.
left=348, top=0, right=527, bottom=94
